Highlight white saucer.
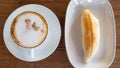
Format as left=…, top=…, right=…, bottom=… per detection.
left=3, top=4, right=61, bottom=62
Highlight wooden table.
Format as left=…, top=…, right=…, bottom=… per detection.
left=0, top=0, right=119, bottom=68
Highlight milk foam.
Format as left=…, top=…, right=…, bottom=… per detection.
left=15, top=13, right=45, bottom=47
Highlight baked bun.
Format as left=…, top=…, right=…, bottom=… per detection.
left=11, top=11, right=48, bottom=48
left=81, top=10, right=100, bottom=62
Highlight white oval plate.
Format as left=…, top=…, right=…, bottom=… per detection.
left=65, top=0, right=116, bottom=68
left=3, top=4, right=61, bottom=62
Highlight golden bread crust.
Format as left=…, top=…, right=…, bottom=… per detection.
left=81, top=10, right=100, bottom=62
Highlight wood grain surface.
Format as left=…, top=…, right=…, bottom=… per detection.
left=0, top=0, right=119, bottom=68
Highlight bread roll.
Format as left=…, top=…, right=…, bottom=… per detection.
left=81, top=10, right=100, bottom=62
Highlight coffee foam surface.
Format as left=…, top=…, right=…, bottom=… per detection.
left=15, top=12, right=45, bottom=47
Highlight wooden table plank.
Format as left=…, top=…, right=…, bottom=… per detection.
left=0, top=1, right=70, bottom=68
left=110, top=48, right=120, bottom=68
left=109, top=0, right=120, bottom=67
left=0, top=49, right=73, bottom=68
left=0, top=0, right=120, bottom=68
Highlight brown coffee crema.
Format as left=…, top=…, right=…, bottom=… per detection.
left=10, top=11, right=48, bottom=48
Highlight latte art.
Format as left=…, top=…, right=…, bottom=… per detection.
left=25, top=19, right=41, bottom=31
left=11, top=11, right=48, bottom=48
left=25, top=19, right=31, bottom=29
